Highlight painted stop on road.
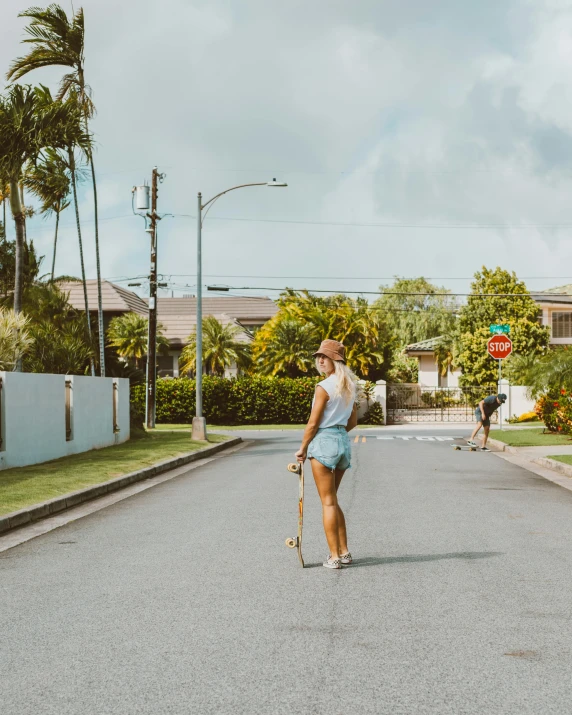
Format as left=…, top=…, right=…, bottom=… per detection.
left=487, top=334, right=513, bottom=359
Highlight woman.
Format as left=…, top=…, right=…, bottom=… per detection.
left=295, top=339, right=358, bottom=569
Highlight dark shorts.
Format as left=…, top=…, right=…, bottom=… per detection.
left=475, top=408, right=490, bottom=427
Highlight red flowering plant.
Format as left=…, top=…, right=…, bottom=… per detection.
left=535, top=389, right=572, bottom=433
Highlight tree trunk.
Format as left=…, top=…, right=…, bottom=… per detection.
left=51, top=204, right=60, bottom=281
left=9, top=180, right=25, bottom=315
left=9, top=180, right=25, bottom=372
left=88, top=152, right=105, bottom=377
left=69, top=147, right=95, bottom=377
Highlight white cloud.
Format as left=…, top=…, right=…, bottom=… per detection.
left=3, top=0, right=572, bottom=296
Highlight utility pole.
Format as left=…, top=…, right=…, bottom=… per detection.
left=146, top=167, right=163, bottom=429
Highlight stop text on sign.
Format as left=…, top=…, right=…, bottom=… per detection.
left=487, top=335, right=513, bottom=359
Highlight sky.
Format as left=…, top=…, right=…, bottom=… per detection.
left=3, top=0, right=572, bottom=301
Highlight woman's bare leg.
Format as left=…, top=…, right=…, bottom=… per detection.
left=311, top=459, right=340, bottom=558
left=334, top=468, right=348, bottom=554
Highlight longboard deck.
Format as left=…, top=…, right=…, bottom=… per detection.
left=452, top=445, right=478, bottom=451
left=285, top=462, right=304, bottom=567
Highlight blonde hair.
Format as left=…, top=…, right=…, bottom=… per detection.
left=315, top=358, right=357, bottom=404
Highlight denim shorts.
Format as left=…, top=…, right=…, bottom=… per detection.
left=475, top=408, right=490, bottom=427
left=308, top=426, right=352, bottom=471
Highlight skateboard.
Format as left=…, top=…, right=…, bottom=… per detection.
left=452, top=444, right=478, bottom=451
left=285, top=462, right=304, bottom=567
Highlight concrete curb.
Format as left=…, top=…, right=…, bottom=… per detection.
left=533, top=456, right=572, bottom=479
left=487, top=438, right=513, bottom=453
left=0, top=437, right=242, bottom=536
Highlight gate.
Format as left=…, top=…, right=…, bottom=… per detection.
left=386, top=384, right=498, bottom=424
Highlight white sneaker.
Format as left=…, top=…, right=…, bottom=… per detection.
left=340, top=552, right=353, bottom=565
left=323, top=557, right=342, bottom=569
left=467, top=440, right=477, bottom=447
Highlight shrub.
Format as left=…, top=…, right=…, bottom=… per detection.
left=361, top=401, right=384, bottom=425
left=131, top=376, right=321, bottom=425
left=507, top=411, right=539, bottom=424
left=535, top=390, right=572, bottom=433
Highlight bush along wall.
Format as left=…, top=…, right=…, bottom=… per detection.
left=535, top=389, right=572, bottom=433
left=131, top=376, right=322, bottom=425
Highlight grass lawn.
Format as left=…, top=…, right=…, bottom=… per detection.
left=0, top=431, right=228, bottom=517
left=490, top=428, right=572, bottom=447
left=547, top=455, right=572, bottom=466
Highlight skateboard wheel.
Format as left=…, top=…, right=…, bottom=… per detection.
left=453, top=446, right=460, bottom=450
left=287, top=463, right=300, bottom=474
left=285, top=538, right=296, bottom=548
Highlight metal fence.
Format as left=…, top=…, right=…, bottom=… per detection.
left=386, top=384, right=499, bottom=424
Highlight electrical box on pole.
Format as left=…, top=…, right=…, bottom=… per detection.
left=135, top=184, right=150, bottom=211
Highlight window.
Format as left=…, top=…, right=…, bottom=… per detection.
left=157, top=355, right=174, bottom=377
left=552, top=312, right=572, bottom=338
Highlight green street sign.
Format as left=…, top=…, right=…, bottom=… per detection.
left=490, top=324, right=510, bottom=334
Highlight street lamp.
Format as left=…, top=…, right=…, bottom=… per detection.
left=191, top=179, right=288, bottom=440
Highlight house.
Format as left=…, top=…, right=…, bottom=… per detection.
left=58, top=280, right=278, bottom=377
left=531, top=285, right=572, bottom=345
left=404, top=284, right=572, bottom=386
left=404, top=337, right=462, bottom=388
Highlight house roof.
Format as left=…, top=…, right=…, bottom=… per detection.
left=58, top=280, right=148, bottom=315
left=154, top=296, right=278, bottom=323
left=157, top=312, right=252, bottom=348
left=532, top=285, right=572, bottom=305
left=405, top=336, right=442, bottom=353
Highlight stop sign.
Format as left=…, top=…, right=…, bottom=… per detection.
left=487, top=335, right=513, bottom=359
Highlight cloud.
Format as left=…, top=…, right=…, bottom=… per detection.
left=2, top=0, right=572, bottom=296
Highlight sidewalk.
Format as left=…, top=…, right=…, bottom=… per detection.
left=488, top=437, right=572, bottom=493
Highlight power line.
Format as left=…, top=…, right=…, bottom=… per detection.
left=204, top=285, right=568, bottom=298
left=173, top=214, right=572, bottom=230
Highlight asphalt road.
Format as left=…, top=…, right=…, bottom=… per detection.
left=2, top=426, right=572, bottom=714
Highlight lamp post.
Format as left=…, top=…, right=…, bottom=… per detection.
left=191, top=179, right=288, bottom=440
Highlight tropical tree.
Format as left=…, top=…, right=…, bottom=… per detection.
left=0, top=84, right=77, bottom=320
left=18, top=282, right=93, bottom=374
left=258, top=290, right=396, bottom=380
left=375, top=277, right=458, bottom=348
left=180, top=316, right=251, bottom=376
left=24, top=148, right=70, bottom=280
left=8, top=3, right=106, bottom=374
left=0, top=307, right=33, bottom=369
left=107, top=312, right=169, bottom=369
left=0, top=237, right=41, bottom=299
left=252, top=317, right=317, bottom=377
left=455, top=267, right=550, bottom=385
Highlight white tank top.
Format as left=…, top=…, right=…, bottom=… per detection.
left=314, top=374, right=355, bottom=429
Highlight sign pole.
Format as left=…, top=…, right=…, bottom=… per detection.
left=498, top=358, right=502, bottom=430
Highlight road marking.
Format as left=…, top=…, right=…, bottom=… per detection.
left=375, top=436, right=454, bottom=441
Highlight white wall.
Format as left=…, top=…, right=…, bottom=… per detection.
left=418, top=355, right=439, bottom=386
left=0, top=373, right=130, bottom=470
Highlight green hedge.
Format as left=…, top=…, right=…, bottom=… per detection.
left=131, top=376, right=321, bottom=425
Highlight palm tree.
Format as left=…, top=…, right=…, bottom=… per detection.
left=34, top=85, right=94, bottom=374
left=0, top=84, right=76, bottom=321
left=8, top=4, right=105, bottom=375
left=434, top=335, right=458, bottom=378
left=107, top=312, right=169, bottom=369
left=24, top=148, right=70, bottom=280
left=252, top=317, right=317, bottom=377
left=0, top=307, right=33, bottom=369
left=180, top=316, right=251, bottom=376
